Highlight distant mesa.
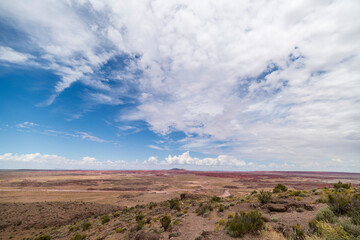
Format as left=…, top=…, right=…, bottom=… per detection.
left=170, top=168, right=186, bottom=171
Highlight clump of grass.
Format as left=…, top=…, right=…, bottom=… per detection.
left=34, top=235, right=51, bottom=240
left=257, top=190, right=272, bottom=204
left=270, top=217, right=279, bottom=222
left=218, top=219, right=226, bottom=225
left=218, top=204, right=224, bottom=212
left=135, top=214, right=145, bottom=231
left=296, top=196, right=302, bottom=201
left=211, top=196, right=221, bottom=202
left=225, top=210, right=264, bottom=237
left=169, top=199, right=181, bottom=211
left=196, top=202, right=213, bottom=217
left=70, top=233, right=86, bottom=240
left=316, top=206, right=336, bottom=223
left=115, top=227, right=125, bottom=233
left=228, top=213, right=234, bottom=219
left=81, top=221, right=91, bottom=231
left=69, top=226, right=80, bottom=232
left=291, top=224, right=305, bottom=240
left=160, top=215, right=171, bottom=231
left=296, top=208, right=304, bottom=213
left=101, top=215, right=110, bottom=224
left=273, top=184, right=288, bottom=193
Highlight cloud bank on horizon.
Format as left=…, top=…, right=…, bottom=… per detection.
left=0, top=0, right=359, bottom=171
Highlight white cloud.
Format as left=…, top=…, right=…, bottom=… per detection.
left=17, top=121, right=39, bottom=128
left=148, top=145, right=163, bottom=150
left=164, top=151, right=246, bottom=167
left=0, top=46, right=33, bottom=63
left=144, top=156, right=158, bottom=164
left=77, top=132, right=106, bottom=143
left=82, top=156, right=96, bottom=163
left=0, top=153, right=127, bottom=169
left=1, top=1, right=360, bottom=168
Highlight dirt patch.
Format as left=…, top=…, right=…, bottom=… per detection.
left=0, top=201, right=120, bottom=230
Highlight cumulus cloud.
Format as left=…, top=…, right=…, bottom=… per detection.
left=0, top=153, right=127, bottom=169
left=164, top=151, right=246, bottom=167
left=144, top=156, right=158, bottom=164
left=16, top=121, right=39, bottom=128
left=1, top=1, right=359, bottom=168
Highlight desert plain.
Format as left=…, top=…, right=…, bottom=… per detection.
left=0, top=170, right=359, bottom=240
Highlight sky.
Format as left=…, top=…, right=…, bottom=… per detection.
left=0, top=0, right=359, bottom=171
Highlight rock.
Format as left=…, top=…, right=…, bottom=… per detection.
left=134, top=231, right=160, bottom=240
left=262, top=215, right=271, bottom=222
left=263, top=204, right=288, bottom=212
left=250, top=202, right=260, bottom=208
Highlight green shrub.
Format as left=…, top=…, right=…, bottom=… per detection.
left=160, top=215, right=171, bottom=231
left=316, top=206, right=336, bottom=223
left=309, top=220, right=351, bottom=240
left=34, top=235, right=51, bottom=240
left=115, top=227, right=124, bottom=233
left=70, top=234, right=86, bottom=240
left=296, top=208, right=304, bottom=213
left=225, top=210, right=264, bottom=237
left=257, top=190, right=272, bottom=204
left=218, top=219, right=226, bottom=225
left=270, top=217, right=279, bottom=222
left=291, top=224, right=305, bottom=240
left=327, top=192, right=351, bottom=215
left=289, top=190, right=305, bottom=197
left=218, top=204, right=224, bottom=212
left=136, top=220, right=145, bottom=231
left=334, top=181, right=351, bottom=190
left=273, top=184, right=288, bottom=193
left=82, top=221, right=91, bottom=231
left=196, top=202, right=213, bottom=217
left=337, top=217, right=360, bottom=237
left=135, top=214, right=145, bottom=222
left=211, top=196, right=221, bottom=202
left=101, top=215, right=110, bottom=224
left=169, top=199, right=180, bottom=211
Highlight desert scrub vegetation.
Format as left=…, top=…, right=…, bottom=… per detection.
left=160, top=215, right=171, bottom=231
left=196, top=202, right=213, bottom=217
left=211, top=196, right=221, bottom=202
left=273, top=184, right=288, bottom=193
left=334, top=181, right=351, bottom=190
left=168, top=199, right=181, bottom=211
left=101, top=214, right=110, bottom=224
left=34, top=235, right=51, bottom=240
left=308, top=220, right=351, bottom=240
left=316, top=206, right=336, bottom=223
left=225, top=210, right=264, bottom=237
left=70, top=233, right=86, bottom=240
left=291, top=224, right=305, bottom=240
left=81, top=221, right=91, bottom=231
left=135, top=214, right=145, bottom=231
left=257, top=190, right=272, bottom=204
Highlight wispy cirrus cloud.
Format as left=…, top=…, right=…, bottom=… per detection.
left=0, top=46, right=34, bottom=63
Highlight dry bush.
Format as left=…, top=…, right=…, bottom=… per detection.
left=225, top=210, right=264, bottom=237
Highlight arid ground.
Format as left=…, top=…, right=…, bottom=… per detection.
left=0, top=170, right=359, bottom=240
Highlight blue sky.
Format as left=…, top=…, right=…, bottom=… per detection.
left=0, top=1, right=359, bottom=171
